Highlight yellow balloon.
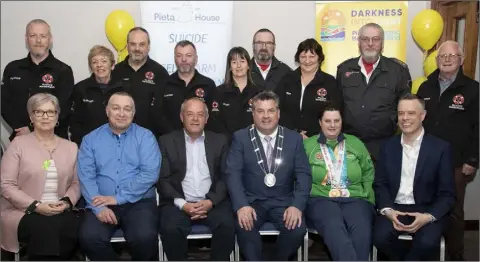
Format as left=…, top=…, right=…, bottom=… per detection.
left=117, top=48, right=129, bottom=63
left=412, top=9, right=444, bottom=51
left=423, top=50, right=439, bottom=77
left=411, top=76, right=428, bottom=94
left=105, top=10, right=135, bottom=51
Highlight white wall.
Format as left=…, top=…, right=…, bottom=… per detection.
left=1, top=1, right=478, bottom=219
left=0, top=1, right=428, bottom=85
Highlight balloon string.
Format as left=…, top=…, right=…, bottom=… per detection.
left=423, top=50, right=428, bottom=63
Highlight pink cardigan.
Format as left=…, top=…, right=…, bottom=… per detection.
left=0, top=133, right=80, bottom=252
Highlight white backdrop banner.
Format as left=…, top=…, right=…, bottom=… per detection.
left=140, top=1, right=234, bottom=85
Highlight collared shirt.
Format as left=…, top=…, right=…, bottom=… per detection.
left=173, top=131, right=212, bottom=210
left=358, top=56, right=381, bottom=84
left=395, top=128, right=425, bottom=205
left=257, top=127, right=278, bottom=157
left=438, top=70, right=459, bottom=95
left=254, top=59, right=271, bottom=80
left=77, top=123, right=161, bottom=215
left=300, top=84, right=306, bottom=110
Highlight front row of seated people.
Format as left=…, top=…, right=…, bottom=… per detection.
left=0, top=90, right=455, bottom=261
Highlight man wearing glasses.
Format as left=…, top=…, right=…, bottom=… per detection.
left=336, top=22, right=412, bottom=162
left=417, top=40, right=479, bottom=261
left=250, top=28, right=292, bottom=91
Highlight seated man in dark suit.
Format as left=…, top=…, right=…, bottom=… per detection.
left=157, top=97, right=235, bottom=261
left=373, top=93, right=456, bottom=261
left=226, top=90, right=312, bottom=261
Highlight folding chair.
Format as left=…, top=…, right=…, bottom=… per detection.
left=371, top=234, right=446, bottom=261
left=161, top=224, right=235, bottom=261
left=85, top=229, right=163, bottom=261
left=234, top=222, right=307, bottom=261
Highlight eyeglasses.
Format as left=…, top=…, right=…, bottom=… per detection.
left=437, top=54, right=462, bottom=61
left=359, top=36, right=382, bottom=44
left=33, top=110, right=57, bottom=117
left=253, top=41, right=275, bottom=47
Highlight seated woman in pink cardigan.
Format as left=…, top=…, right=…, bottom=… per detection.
left=0, top=93, right=81, bottom=261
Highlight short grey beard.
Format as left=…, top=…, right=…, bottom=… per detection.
left=361, top=51, right=380, bottom=63
left=255, top=53, right=271, bottom=64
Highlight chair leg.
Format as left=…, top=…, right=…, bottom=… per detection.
left=158, top=237, right=164, bottom=262
left=14, top=252, right=20, bottom=262
left=440, top=236, right=445, bottom=261
left=303, top=232, right=309, bottom=261
left=234, top=236, right=240, bottom=261
left=372, top=246, right=377, bottom=261
left=297, top=245, right=302, bottom=262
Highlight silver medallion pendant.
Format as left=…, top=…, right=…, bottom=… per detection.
left=264, top=173, right=276, bottom=187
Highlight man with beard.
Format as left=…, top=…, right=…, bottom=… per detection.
left=336, top=23, right=412, bottom=162
left=1, top=19, right=74, bottom=140
left=250, top=28, right=292, bottom=91
left=112, top=27, right=169, bottom=136
left=154, top=40, right=217, bottom=136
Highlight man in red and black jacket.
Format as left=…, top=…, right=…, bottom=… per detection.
left=1, top=19, right=74, bottom=141
left=417, top=40, right=479, bottom=261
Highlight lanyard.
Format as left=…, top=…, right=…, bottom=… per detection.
left=320, top=140, right=346, bottom=187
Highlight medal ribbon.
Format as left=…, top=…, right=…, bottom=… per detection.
left=320, top=140, right=347, bottom=189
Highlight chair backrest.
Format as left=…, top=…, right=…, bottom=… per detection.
left=0, top=140, right=5, bottom=159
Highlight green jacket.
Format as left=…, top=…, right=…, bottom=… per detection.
left=303, top=133, right=375, bottom=204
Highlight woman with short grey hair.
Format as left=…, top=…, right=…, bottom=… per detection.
left=1, top=93, right=81, bottom=260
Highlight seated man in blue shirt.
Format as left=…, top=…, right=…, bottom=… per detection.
left=77, top=91, right=161, bottom=261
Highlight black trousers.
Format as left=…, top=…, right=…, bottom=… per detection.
left=79, top=198, right=158, bottom=261
left=445, top=167, right=476, bottom=261
left=17, top=211, right=81, bottom=261
left=159, top=200, right=235, bottom=261
left=373, top=204, right=446, bottom=261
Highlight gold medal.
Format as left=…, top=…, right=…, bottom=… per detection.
left=328, top=188, right=341, bottom=198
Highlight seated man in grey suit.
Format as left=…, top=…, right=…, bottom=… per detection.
left=157, top=97, right=235, bottom=261
left=226, top=90, right=312, bottom=261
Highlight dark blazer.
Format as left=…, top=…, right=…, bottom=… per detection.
left=373, top=133, right=456, bottom=219
left=157, top=129, right=229, bottom=206
left=226, top=126, right=312, bottom=212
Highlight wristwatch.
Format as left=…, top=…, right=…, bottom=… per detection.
left=26, top=200, right=41, bottom=214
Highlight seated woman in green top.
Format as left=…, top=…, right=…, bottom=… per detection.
left=304, top=104, right=375, bottom=261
